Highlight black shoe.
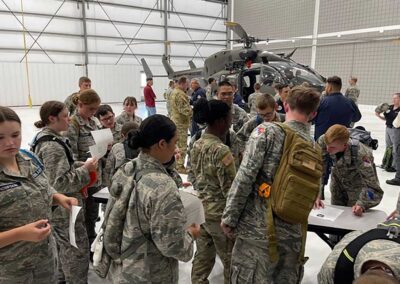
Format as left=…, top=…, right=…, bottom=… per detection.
left=386, top=178, right=400, bottom=186
left=385, top=167, right=397, bottom=172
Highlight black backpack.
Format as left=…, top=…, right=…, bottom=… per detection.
left=349, top=126, right=378, bottom=150
left=31, top=135, right=74, bottom=167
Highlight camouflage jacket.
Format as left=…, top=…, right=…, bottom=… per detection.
left=64, top=112, right=103, bottom=186
left=222, top=121, right=312, bottom=240
left=189, top=133, right=236, bottom=221
left=187, top=129, right=240, bottom=182
left=236, top=113, right=284, bottom=153
left=64, top=92, right=78, bottom=115
left=318, top=230, right=400, bottom=283
left=232, top=104, right=249, bottom=133
left=247, top=92, right=261, bottom=116
left=345, top=86, right=360, bottom=104
left=0, top=151, right=56, bottom=269
left=318, top=136, right=383, bottom=210
left=170, top=88, right=192, bottom=125
left=34, top=127, right=90, bottom=202
left=115, top=111, right=142, bottom=126
left=108, top=152, right=193, bottom=283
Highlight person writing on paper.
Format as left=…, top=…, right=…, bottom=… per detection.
left=0, top=106, right=77, bottom=283
left=189, top=99, right=236, bottom=284
left=108, top=114, right=200, bottom=283
left=315, top=124, right=383, bottom=216
left=32, top=101, right=98, bottom=284
left=65, top=89, right=102, bottom=249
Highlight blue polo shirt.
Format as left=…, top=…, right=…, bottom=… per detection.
left=314, top=92, right=361, bottom=140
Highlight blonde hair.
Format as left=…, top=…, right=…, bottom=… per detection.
left=325, top=124, right=349, bottom=144
left=255, top=93, right=275, bottom=110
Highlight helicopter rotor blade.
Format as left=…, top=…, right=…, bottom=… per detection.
left=225, top=21, right=249, bottom=41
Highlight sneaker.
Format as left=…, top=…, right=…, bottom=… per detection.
left=386, top=167, right=397, bottom=172
left=386, top=178, right=400, bottom=186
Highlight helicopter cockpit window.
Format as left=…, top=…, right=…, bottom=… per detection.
left=269, top=62, right=322, bottom=86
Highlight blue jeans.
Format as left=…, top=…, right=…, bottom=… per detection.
left=146, top=106, right=156, bottom=117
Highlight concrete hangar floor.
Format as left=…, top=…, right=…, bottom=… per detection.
left=14, top=101, right=399, bottom=284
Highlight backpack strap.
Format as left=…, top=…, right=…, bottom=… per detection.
left=350, top=139, right=359, bottom=166
left=19, top=149, right=44, bottom=171
left=334, top=228, right=400, bottom=284
left=31, top=135, right=74, bottom=167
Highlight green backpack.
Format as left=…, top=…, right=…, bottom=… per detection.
left=266, top=123, right=323, bottom=262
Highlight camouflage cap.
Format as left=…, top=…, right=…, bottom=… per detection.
left=354, top=240, right=400, bottom=280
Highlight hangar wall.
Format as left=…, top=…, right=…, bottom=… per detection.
left=234, top=0, right=400, bottom=105
left=0, top=0, right=227, bottom=106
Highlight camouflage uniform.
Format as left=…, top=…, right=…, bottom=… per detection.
left=232, top=104, right=249, bottom=133
left=115, top=111, right=142, bottom=126
left=189, top=133, right=236, bottom=284
left=247, top=92, right=261, bottom=116
left=108, top=153, right=194, bottom=283
left=170, top=88, right=192, bottom=171
left=222, top=121, right=313, bottom=283
left=318, top=230, right=400, bottom=283
left=65, top=92, right=79, bottom=115
left=318, top=136, right=383, bottom=210
left=34, top=127, right=90, bottom=284
left=164, top=87, right=174, bottom=116
left=65, top=112, right=102, bottom=245
left=187, top=129, right=241, bottom=180
left=0, top=151, right=57, bottom=283
left=110, top=122, right=123, bottom=144
left=345, top=86, right=360, bottom=104
left=236, top=113, right=285, bottom=153
left=103, top=141, right=139, bottom=189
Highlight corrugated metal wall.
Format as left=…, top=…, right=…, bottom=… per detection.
left=0, top=63, right=169, bottom=106
left=234, top=0, right=400, bottom=105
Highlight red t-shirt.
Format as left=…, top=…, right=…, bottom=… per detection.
left=144, top=85, right=156, bottom=107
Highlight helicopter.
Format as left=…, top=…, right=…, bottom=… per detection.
left=140, top=22, right=326, bottom=102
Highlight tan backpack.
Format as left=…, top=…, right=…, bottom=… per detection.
left=266, top=123, right=323, bottom=262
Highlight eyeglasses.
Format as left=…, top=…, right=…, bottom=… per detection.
left=219, top=92, right=234, bottom=97
left=257, top=111, right=274, bottom=119
left=100, top=114, right=114, bottom=122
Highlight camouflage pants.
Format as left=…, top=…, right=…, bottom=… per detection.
left=230, top=237, right=304, bottom=284
left=191, top=220, right=234, bottom=284
left=0, top=238, right=56, bottom=284
left=53, top=203, right=89, bottom=284
left=176, top=124, right=189, bottom=169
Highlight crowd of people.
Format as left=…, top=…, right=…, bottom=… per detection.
left=0, top=74, right=399, bottom=284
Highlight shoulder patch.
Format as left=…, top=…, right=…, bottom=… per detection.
left=222, top=152, right=234, bottom=167
left=362, top=155, right=371, bottom=166
left=257, top=126, right=266, bottom=135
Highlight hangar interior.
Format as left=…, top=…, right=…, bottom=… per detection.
left=0, top=1, right=399, bottom=284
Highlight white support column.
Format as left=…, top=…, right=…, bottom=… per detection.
left=228, top=0, right=234, bottom=50
left=311, top=0, right=320, bottom=68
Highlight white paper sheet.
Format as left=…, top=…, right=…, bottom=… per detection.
left=179, top=190, right=205, bottom=228
left=92, top=187, right=110, bottom=199
left=91, top=128, right=114, bottom=145
left=69, top=205, right=82, bottom=248
left=89, top=129, right=114, bottom=159
left=310, top=206, right=344, bottom=222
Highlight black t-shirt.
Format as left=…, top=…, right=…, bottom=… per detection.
left=276, top=98, right=286, bottom=114
left=384, top=105, right=400, bottom=127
